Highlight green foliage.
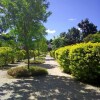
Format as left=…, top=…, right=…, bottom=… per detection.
left=67, top=27, right=80, bottom=44
left=78, top=18, right=97, bottom=38
left=0, top=47, right=13, bottom=66
left=55, top=43, right=100, bottom=84
left=69, top=43, right=100, bottom=83
left=84, top=33, right=100, bottom=43
left=16, top=50, right=26, bottom=61
left=29, top=66, right=48, bottom=76
left=50, top=50, right=56, bottom=58
left=55, top=46, right=71, bottom=73
left=29, top=50, right=39, bottom=58
left=7, top=67, right=30, bottom=78
left=7, top=66, right=48, bottom=78
left=0, top=0, right=51, bottom=69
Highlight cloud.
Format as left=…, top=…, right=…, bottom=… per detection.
left=46, top=29, right=56, bottom=34
left=68, top=18, right=76, bottom=21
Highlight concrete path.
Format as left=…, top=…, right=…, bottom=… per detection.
left=0, top=55, right=100, bottom=100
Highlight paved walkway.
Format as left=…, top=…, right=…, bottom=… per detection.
left=0, top=55, right=100, bottom=100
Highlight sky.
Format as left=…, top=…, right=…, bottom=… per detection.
left=44, top=0, right=100, bottom=40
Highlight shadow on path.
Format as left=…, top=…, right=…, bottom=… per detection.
left=30, top=63, right=57, bottom=69
left=0, top=75, right=100, bottom=100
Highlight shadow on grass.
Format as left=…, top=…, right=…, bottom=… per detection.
left=0, top=75, right=100, bottom=100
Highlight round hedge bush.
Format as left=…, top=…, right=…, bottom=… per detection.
left=7, top=67, right=30, bottom=77
left=7, top=66, right=48, bottom=78
left=69, top=43, right=100, bottom=83
left=55, top=42, right=100, bottom=85
left=29, top=66, right=48, bottom=76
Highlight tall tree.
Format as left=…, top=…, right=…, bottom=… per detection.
left=0, top=0, right=51, bottom=69
left=66, top=27, right=80, bottom=44
left=60, top=32, right=66, bottom=38
left=78, top=18, right=97, bottom=38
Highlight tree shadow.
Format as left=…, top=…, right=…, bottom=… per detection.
left=45, top=58, right=55, bottom=61
left=0, top=62, right=24, bottom=70
left=0, top=75, right=99, bottom=100
left=30, top=63, right=56, bottom=69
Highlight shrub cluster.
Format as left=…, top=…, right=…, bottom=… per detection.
left=7, top=66, right=48, bottom=78
left=54, top=43, right=100, bottom=84
left=16, top=50, right=26, bottom=61
left=0, top=47, right=26, bottom=67
left=0, top=47, right=43, bottom=67
left=0, top=47, right=13, bottom=67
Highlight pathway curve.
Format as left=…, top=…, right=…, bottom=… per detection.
left=0, top=55, right=100, bottom=100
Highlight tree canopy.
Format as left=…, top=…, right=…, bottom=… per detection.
left=0, top=0, right=51, bottom=68
left=78, top=18, right=97, bottom=38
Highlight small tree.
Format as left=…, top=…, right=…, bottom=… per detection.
left=0, top=0, right=51, bottom=69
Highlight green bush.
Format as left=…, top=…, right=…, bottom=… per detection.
left=55, top=43, right=100, bottom=84
left=84, top=33, right=100, bottom=43
left=29, top=66, right=48, bottom=76
left=16, top=50, right=26, bottom=61
left=69, top=43, right=100, bottom=83
left=7, top=67, right=30, bottom=77
left=55, top=46, right=71, bottom=73
left=7, top=66, right=48, bottom=78
left=0, top=47, right=13, bottom=66
left=50, top=50, right=56, bottom=58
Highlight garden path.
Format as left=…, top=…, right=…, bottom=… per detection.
left=0, top=55, right=100, bottom=100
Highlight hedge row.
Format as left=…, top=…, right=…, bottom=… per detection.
left=0, top=47, right=41, bottom=67
left=52, top=43, right=100, bottom=83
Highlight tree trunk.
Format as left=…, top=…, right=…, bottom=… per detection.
left=26, top=47, right=30, bottom=69
left=33, top=50, right=36, bottom=61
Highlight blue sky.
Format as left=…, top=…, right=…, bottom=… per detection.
left=44, top=0, right=100, bottom=40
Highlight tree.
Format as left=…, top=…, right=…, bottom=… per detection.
left=52, top=37, right=65, bottom=49
left=66, top=27, right=80, bottom=44
left=60, top=32, right=66, bottom=38
left=0, top=0, right=51, bottom=69
left=78, top=18, right=97, bottom=38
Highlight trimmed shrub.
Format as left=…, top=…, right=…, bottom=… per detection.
left=29, top=66, right=48, bottom=76
left=7, top=67, right=30, bottom=77
left=50, top=50, right=56, bottom=58
left=55, top=46, right=71, bottom=73
left=55, top=42, right=100, bottom=84
left=0, top=47, right=13, bottom=66
left=69, top=43, right=100, bottom=83
left=7, top=66, right=48, bottom=78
